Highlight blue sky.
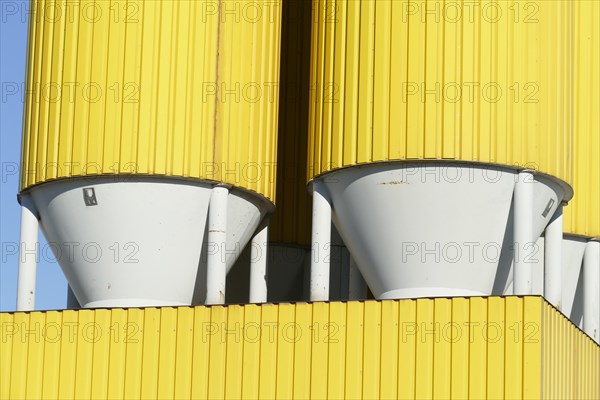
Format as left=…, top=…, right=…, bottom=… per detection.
left=1, top=1, right=67, bottom=311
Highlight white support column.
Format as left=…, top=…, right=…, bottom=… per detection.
left=310, top=180, right=331, bottom=301
left=583, top=240, right=600, bottom=343
left=544, top=205, right=563, bottom=309
left=514, top=170, right=534, bottom=295
left=348, top=257, right=368, bottom=300
left=249, top=223, right=268, bottom=303
left=16, top=202, right=39, bottom=311
left=205, top=185, right=229, bottom=305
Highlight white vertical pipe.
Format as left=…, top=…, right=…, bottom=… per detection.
left=583, top=240, right=600, bottom=343
left=16, top=203, right=39, bottom=311
left=310, top=180, right=331, bottom=301
left=348, top=257, right=368, bottom=300
left=249, top=224, right=268, bottom=303
left=544, top=205, right=563, bottom=309
left=205, top=185, right=229, bottom=305
left=514, top=170, right=534, bottom=295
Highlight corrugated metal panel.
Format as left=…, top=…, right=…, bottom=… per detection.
left=270, top=0, right=312, bottom=245
left=3, top=297, right=597, bottom=399
left=564, top=0, right=600, bottom=238
left=20, top=0, right=281, bottom=201
left=542, top=299, right=600, bottom=398
left=307, top=0, right=574, bottom=186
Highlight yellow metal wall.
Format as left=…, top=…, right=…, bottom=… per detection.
left=2, top=297, right=597, bottom=399
left=564, top=0, right=600, bottom=238
left=270, top=0, right=312, bottom=245
left=542, top=300, right=600, bottom=399
left=307, top=0, right=573, bottom=185
left=20, top=0, right=281, bottom=200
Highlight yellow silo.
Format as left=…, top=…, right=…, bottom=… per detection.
left=559, top=0, right=600, bottom=330
left=17, top=0, right=282, bottom=308
left=567, top=1, right=600, bottom=240
left=306, top=0, right=574, bottom=300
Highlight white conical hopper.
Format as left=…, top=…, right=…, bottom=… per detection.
left=26, top=177, right=271, bottom=308
left=317, top=162, right=570, bottom=299
left=17, top=0, right=282, bottom=310
left=561, top=235, right=586, bottom=326
left=503, top=234, right=585, bottom=329
left=529, top=237, right=545, bottom=296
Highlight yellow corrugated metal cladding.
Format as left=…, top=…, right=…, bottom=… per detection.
left=20, top=0, right=282, bottom=201
left=542, top=301, right=600, bottom=399
left=270, top=0, right=312, bottom=245
left=1, top=297, right=598, bottom=399
left=564, top=0, right=600, bottom=238
left=307, top=0, right=574, bottom=185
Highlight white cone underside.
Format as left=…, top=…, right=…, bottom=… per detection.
left=28, top=177, right=269, bottom=307
left=561, top=236, right=587, bottom=325
left=319, top=163, right=567, bottom=299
